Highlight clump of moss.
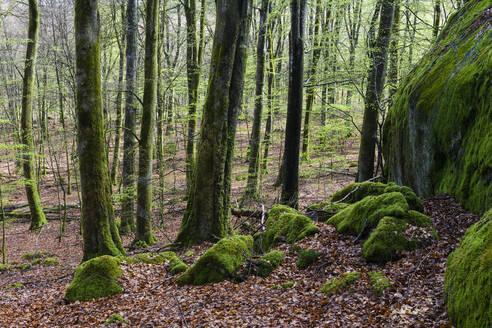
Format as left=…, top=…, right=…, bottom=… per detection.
left=252, top=250, right=285, bottom=278
left=0, top=264, right=13, bottom=272
left=184, top=250, right=195, bottom=257
left=281, top=281, right=295, bottom=289
left=307, top=202, right=350, bottom=222
left=368, top=271, right=391, bottom=296
left=320, top=272, right=360, bottom=296
left=296, top=249, right=319, bottom=270
left=5, top=283, right=24, bottom=290
left=21, top=251, right=52, bottom=261
left=65, top=255, right=123, bottom=303
left=177, top=235, right=253, bottom=285
left=169, top=256, right=187, bottom=275
left=444, top=209, right=491, bottom=328
left=104, top=313, right=129, bottom=326
left=132, top=240, right=149, bottom=249
left=258, top=205, right=320, bottom=252
left=32, top=257, right=60, bottom=266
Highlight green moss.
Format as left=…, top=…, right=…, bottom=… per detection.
left=125, top=251, right=187, bottom=274
left=21, top=251, right=52, bottom=261
left=296, top=249, right=319, bottom=269
left=169, top=256, right=187, bottom=275
left=5, top=283, right=24, bottom=290
left=65, top=255, right=123, bottom=303
left=307, top=202, right=350, bottom=222
left=0, top=264, right=13, bottom=272
left=104, top=313, right=129, bottom=326
left=260, top=205, right=320, bottom=251
left=32, top=257, right=60, bottom=266
left=320, top=272, right=360, bottom=296
left=444, top=209, right=491, bottom=328
left=289, top=244, right=303, bottom=253
left=132, top=240, right=149, bottom=249
left=383, top=185, right=423, bottom=212
left=368, top=271, right=391, bottom=296
left=253, top=250, right=285, bottom=278
left=331, top=181, right=387, bottom=203
left=327, top=192, right=409, bottom=236
left=362, top=217, right=424, bottom=262
left=177, top=235, right=253, bottom=285
left=184, top=250, right=195, bottom=257
left=281, top=281, right=295, bottom=289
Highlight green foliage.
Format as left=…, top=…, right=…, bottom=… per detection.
left=281, top=281, right=295, bottom=289
left=368, top=271, right=391, bottom=296
left=177, top=236, right=253, bottom=285
left=258, top=205, right=320, bottom=252
left=296, top=249, right=319, bottom=270
left=253, top=250, right=285, bottom=278
left=5, top=283, right=24, bottom=289
left=21, top=251, right=52, bottom=261
left=320, top=272, right=360, bottom=296
left=104, top=314, right=129, bottom=326
left=31, top=257, right=60, bottom=266
left=0, top=263, right=13, bottom=272
left=444, top=209, right=491, bottom=328
left=65, top=255, right=123, bottom=303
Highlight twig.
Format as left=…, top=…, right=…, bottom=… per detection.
left=150, top=276, right=174, bottom=291
left=353, top=217, right=368, bottom=242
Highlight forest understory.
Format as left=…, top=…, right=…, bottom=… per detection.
left=0, top=134, right=480, bottom=327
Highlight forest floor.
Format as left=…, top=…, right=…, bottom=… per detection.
left=0, top=130, right=481, bottom=327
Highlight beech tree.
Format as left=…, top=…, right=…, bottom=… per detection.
left=74, top=0, right=125, bottom=261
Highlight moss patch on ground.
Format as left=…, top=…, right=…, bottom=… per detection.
left=104, top=313, right=129, bottom=326
left=296, top=249, right=319, bottom=269
left=320, top=272, right=360, bottom=296
left=444, top=209, right=491, bottom=328
left=368, top=271, right=391, bottom=296
left=249, top=250, right=285, bottom=278
left=65, top=255, right=123, bottom=303
left=307, top=202, right=350, bottom=222
left=177, top=235, right=253, bottom=285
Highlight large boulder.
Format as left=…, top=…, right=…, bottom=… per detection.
left=383, top=0, right=492, bottom=214
left=444, top=209, right=491, bottom=328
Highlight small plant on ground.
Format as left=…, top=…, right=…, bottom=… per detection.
left=296, top=249, right=319, bottom=269
left=104, top=313, right=129, bottom=326
left=368, top=271, right=391, bottom=296
left=320, top=272, right=360, bottom=296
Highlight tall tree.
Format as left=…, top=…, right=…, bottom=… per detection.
left=134, top=0, right=158, bottom=245
left=244, top=0, right=270, bottom=199
left=280, top=0, right=306, bottom=209
left=21, top=0, right=46, bottom=230
left=357, top=0, right=395, bottom=182
left=388, top=0, right=400, bottom=97
left=74, top=0, right=125, bottom=261
left=175, top=0, right=250, bottom=247
left=120, top=0, right=138, bottom=234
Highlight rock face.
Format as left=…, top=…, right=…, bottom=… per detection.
left=383, top=0, right=492, bottom=214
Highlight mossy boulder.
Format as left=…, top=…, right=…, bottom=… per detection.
left=65, top=255, right=123, bottom=303
left=444, top=209, right=491, bottom=328
left=177, top=235, right=253, bottom=285
left=296, top=249, right=319, bottom=269
left=307, top=202, right=350, bottom=222
left=383, top=0, right=492, bottom=214
left=252, top=250, right=285, bottom=278
left=256, top=205, right=320, bottom=252
left=320, top=272, right=360, bottom=296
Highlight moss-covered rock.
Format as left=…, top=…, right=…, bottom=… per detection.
left=252, top=250, right=285, bottom=278
left=257, top=205, right=320, bottom=252
left=383, top=0, right=492, bottom=214
left=177, top=235, right=253, bottom=285
left=65, top=255, right=123, bottom=303
left=307, top=202, right=350, bottom=222
left=320, top=272, right=360, bottom=296
left=327, top=192, right=410, bottom=236
left=362, top=216, right=434, bottom=262
left=296, top=249, right=319, bottom=269
left=444, top=209, right=491, bottom=328
left=368, top=271, right=391, bottom=296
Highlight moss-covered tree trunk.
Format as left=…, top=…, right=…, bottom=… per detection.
left=74, top=0, right=125, bottom=261
left=21, top=0, right=46, bottom=230
left=243, top=0, right=269, bottom=200
left=280, top=0, right=306, bottom=209
left=120, top=0, right=138, bottom=234
left=134, top=0, right=158, bottom=246
left=357, top=0, right=394, bottom=182
left=388, top=0, right=400, bottom=97
left=175, top=0, right=250, bottom=247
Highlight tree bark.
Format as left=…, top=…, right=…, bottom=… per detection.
left=74, top=0, right=125, bottom=261
left=280, top=0, right=306, bottom=209
left=21, top=0, right=46, bottom=230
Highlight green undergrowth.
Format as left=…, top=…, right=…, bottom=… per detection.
left=368, top=271, right=391, bottom=296
left=21, top=251, right=52, bottom=261
left=104, top=313, right=129, bottom=326
left=251, top=250, right=285, bottom=278
left=177, top=235, right=253, bottom=285
left=281, top=281, right=295, bottom=289
left=320, top=272, right=360, bottom=296
left=254, top=205, right=320, bottom=252
left=296, top=249, right=319, bottom=270
left=444, top=208, right=491, bottom=328
left=5, top=283, right=24, bottom=290
left=65, top=255, right=123, bottom=303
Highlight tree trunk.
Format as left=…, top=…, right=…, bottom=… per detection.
left=357, top=0, right=394, bottom=182
left=388, top=1, right=400, bottom=97
left=433, top=0, right=441, bottom=38
left=120, top=0, right=138, bottom=234
left=134, top=0, right=158, bottom=245
left=74, top=0, right=125, bottom=261
left=175, top=0, right=250, bottom=247
left=21, top=0, right=46, bottom=230
left=280, top=0, right=306, bottom=209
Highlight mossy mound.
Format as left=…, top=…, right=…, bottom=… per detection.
left=330, top=182, right=423, bottom=212
left=256, top=205, right=320, bottom=252
left=383, top=0, right=492, bottom=214
left=362, top=217, right=434, bottom=262
left=444, top=209, right=491, bottom=328
left=307, top=202, right=350, bottom=222
left=320, top=272, right=360, bottom=296
left=177, top=235, right=253, bottom=285
left=65, top=255, right=123, bottom=303
left=296, top=249, right=319, bottom=269
left=368, top=271, right=391, bottom=296
left=252, top=250, right=285, bottom=278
